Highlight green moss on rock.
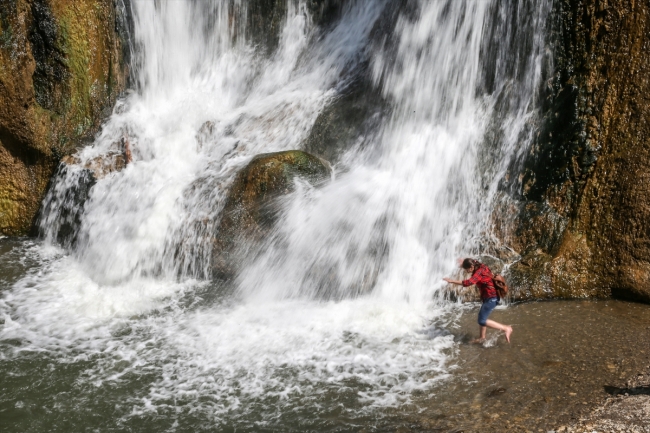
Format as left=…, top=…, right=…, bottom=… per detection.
left=0, top=0, right=128, bottom=235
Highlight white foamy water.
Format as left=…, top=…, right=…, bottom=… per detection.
left=1, top=0, right=551, bottom=427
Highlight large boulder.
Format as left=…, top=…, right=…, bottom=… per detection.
left=213, top=150, right=331, bottom=278
left=0, top=0, right=129, bottom=235
left=303, top=70, right=388, bottom=163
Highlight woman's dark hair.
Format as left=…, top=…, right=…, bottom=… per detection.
left=461, top=258, right=480, bottom=270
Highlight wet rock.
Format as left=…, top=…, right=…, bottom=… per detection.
left=243, top=0, right=349, bottom=55
left=303, top=68, right=388, bottom=163
left=212, top=150, right=331, bottom=278
left=494, top=0, right=650, bottom=303
left=445, top=284, right=480, bottom=303
left=0, top=0, right=129, bottom=235
left=39, top=150, right=128, bottom=247
left=41, top=163, right=96, bottom=248
left=508, top=250, right=553, bottom=301
left=62, top=152, right=127, bottom=180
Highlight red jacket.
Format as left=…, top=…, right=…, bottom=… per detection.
left=462, top=264, right=498, bottom=301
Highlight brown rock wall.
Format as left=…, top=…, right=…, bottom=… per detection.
left=503, top=0, right=650, bottom=302
left=0, top=0, right=127, bottom=235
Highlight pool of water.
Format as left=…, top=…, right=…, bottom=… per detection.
left=2, top=237, right=650, bottom=432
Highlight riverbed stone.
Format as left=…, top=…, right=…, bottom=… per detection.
left=555, top=365, right=650, bottom=433
left=212, top=150, right=331, bottom=278
left=0, top=0, right=129, bottom=235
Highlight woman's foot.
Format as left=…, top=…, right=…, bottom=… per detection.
left=470, top=338, right=486, bottom=344
left=504, top=326, right=513, bottom=343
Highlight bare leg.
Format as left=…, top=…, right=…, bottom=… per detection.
left=485, top=319, right=513, bottom=343
left=471, top=326, right=487, bottom=343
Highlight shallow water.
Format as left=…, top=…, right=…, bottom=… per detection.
left=404, top=300, right=650, bottom=432
left=3, top=239, right=650, bottom=432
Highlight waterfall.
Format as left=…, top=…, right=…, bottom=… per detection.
left=3, top=0, right=551, bottom=426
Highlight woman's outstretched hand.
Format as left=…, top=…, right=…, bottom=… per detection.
left=443, top=277, right=462, bottom=285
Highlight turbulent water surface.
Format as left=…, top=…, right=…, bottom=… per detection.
left=1, top=0, right=554, bottom=431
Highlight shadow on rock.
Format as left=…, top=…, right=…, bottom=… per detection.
left=604, top=385, right=650, bottom=396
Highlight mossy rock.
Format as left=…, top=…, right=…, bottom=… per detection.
left=0, top=0, right=129, bottom=235
left=507, top=250, right=554, bottom=301
left=493, top=0, right=650, bottom=304
left=213, top=150, right=331, bottom=278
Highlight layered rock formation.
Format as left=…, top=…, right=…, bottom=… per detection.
left=498, top=0, right=650, bottom=303
left=0, top=0, right=129, bottom=235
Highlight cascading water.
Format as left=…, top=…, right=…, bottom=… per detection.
left=1, top=0, right=551, bottom=430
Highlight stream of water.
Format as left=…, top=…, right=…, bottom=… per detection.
left=1, top=0, right=554, bottom=430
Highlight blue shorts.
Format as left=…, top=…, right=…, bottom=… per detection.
left=478, top=297, right=499, bottom=326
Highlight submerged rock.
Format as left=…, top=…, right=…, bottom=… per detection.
left=554, top=364, right=650, bottom=432
left=212, top=150, right=331, bottom=278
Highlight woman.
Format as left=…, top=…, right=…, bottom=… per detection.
left=443, top=258, right=513, bottom=343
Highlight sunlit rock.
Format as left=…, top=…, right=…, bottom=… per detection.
left=212, top=150, right=331, bottom=278
left=61, top=151, right=127, bottom=181
left=492, top=0, right=650, bottom=303
left=0, top=0, right=129, bottom=235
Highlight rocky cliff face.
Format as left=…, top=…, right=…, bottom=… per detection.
left=4, top=0, right=649, bottom=305
left=499, top=0, right=650, bottom=303
left=0, top=0, right=129, bottom=235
